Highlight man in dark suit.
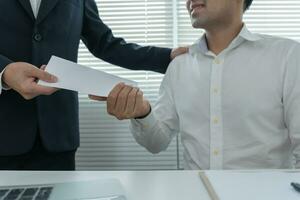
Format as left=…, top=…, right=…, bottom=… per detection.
left=0, top=0, right=187, bottom=170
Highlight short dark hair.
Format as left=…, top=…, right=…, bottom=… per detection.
left=244, top=0, right=253, bottom=11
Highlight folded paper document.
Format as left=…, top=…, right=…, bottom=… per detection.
left=199, top=171, right=300, bottom=200
left=38, top=56, right=137, bottom=96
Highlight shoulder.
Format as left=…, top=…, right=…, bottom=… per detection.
left=246, top=34, right=300, bottom=63
left=166, top=52, right=195, bottom=75
left=255, top=34, right=300, bottom=53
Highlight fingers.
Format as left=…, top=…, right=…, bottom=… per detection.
left=114, top=85, right=133, bottom=114
left=107, top=83, right=126, bottom=114
left=3, top=62, right=58, bottom=100
left=23, top=65, right=57, bottom=99
left=31, top=84, right=58, bottom=96
left=133, top=90, right=144, bottom=115
left=107, top=83, right=133, bottom=119
left=170, top=46, right=189, bottom=60
left=89, top=82, right=150, bottom=120
left=21, top=81, right=58, bottom=100
left=177, top=47, right=189, bottom=54
left=124, top=87, right=139, bottom=115
left=106, top=83, right=151, bottom=120
left=133, top=90, right=151, bottom=118
left=28, top=66, right=57, bottom=83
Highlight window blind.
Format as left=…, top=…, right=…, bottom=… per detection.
left=76, top=0, right=300, bottom=170
left=244, top=0, right=300, bottom=41
left=177, top=0, right=300, bottom=46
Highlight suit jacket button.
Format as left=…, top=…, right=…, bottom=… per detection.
left=33, top=33, right=42, bottom=42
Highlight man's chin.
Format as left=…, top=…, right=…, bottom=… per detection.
left=191, top=18, right=206, bottom=29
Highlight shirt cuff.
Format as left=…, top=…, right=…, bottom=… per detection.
left=0, top=67, right=10, bottom=95
left=131, top=110, right=157, bottom=131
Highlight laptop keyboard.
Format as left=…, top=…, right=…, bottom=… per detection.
left=0, top=187, right=53, bottom=200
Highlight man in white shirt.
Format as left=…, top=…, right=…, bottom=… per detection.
left=91, top=0, right=300, bottom=169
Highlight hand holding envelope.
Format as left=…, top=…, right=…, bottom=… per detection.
left=103, top=83, right=151, bottom=120
left=38, top=56, right=137, bottom=98
left=2, top=62, right=58, bottom=100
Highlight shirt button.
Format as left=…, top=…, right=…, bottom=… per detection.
left=213, top=118, right=219, bottom=124
left=33, top=33, right=42, bottom=42
left=213, top=88, right=219, bottom=94
left=213, top=149, right=219, bottom=156
left=214, top=59, right=221, bottom=64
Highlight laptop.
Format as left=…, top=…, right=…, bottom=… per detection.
left=0, top=179, right=127, bottom=200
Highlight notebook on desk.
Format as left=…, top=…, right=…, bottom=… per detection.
left=199, top=171, right=300, bottom=200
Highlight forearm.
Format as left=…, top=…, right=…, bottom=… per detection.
left=130, top=110, right=176, bottom=154
left=98, top=43, right=171, bottom=74
left=81, top=0, right=171, bottom=74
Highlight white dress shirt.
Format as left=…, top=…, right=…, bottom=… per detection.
left=131, top=25, right=300, bottom=170
left=0, top=0, right=41, bottom=94
left=30, top=0, right=42, bottom=18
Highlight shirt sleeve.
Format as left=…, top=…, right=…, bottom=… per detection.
left=0, top=68, right=12, bottom=95
left=130, top=61, right=180, bottom=154
left=283, top=43, right=300, bottom=168
left=0, top=69, right=5, bottom=95
left=0, top=55, right=13, bottom=95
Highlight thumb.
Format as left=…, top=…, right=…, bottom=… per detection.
left=30, top=67, right=57, bottom=83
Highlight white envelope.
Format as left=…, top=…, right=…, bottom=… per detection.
left=38, top=56, right=137, bottom=96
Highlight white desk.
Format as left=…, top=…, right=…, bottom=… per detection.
left=0, top=171, right=211, bottom=200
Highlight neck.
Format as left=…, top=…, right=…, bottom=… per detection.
left=205, top=21, right=244, bottom=55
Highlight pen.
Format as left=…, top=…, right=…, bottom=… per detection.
left=291, top=182, right=300, bottom=193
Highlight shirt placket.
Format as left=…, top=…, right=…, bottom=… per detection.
left=209, top=55, right=224, bottom=169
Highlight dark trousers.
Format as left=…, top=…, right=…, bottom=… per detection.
left=0, top=135, right=76, bottom=170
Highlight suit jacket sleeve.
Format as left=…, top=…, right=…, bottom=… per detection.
left=81, top=0, right=171, bottom=74
left=0, top=55, right=13, bottom=72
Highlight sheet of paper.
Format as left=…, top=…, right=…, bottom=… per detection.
left=203, top=171, right=300, bottom=200
left=38, top=56, right=137, bottom=96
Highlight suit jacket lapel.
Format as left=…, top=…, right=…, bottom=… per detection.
left=18, top=0, right=35, bottom=21
left=36, top=0, right=59, bottom=24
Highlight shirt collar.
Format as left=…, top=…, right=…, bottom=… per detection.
left=189, top=24, right=262, bottom=55
left=239, top=24, right=261, bottom=42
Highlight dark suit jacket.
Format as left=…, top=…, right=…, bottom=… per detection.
left=0, top=0, right=171, bottom=156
